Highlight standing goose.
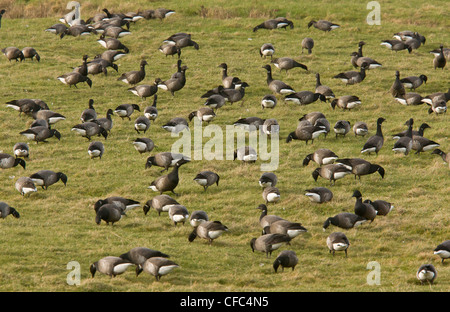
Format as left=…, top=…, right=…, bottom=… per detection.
left=330, top=95, right=362, bottom=110
left=307, top=20, right=340, bottom=32
left=189, top=210, right=209, bottom=227
left=431, top=149, right=450, bottom=169
left=430, top=47, right=450, bottom=60
left=259, top=172, right=277, bottom=188
left=21, top=47, right=40, bottom=62
left=327, top=232, right=350, bottom=257
left=416, top=264, right=437, bottom=285
left=188, top=220, right=228, bottom=245
left=15, top=177, right=37, bottom=196
left=88, top=141, right=104, bottom=159
left=80, top=99, right=97, bottom=122
left=168, top=205, right=189, bottom=226
left=29, top=170, right=67, bottom=190
left=273, top=250, right=298, bottom=273
left=129, top=83, right=158, bottom=101
left=148, top=158, right=190, bottom=195
left=392, top=118, right=414, bottom=155
left=0, top=153, right=26, bottom=170
left=304, top=187, right=333, bottom=203
left=262, top=220, right=307, bottom=239
left=350, top=52, right=382, bottom=70
left=71, top=122, right=108, bottom=141
left=137, top=257, right=179, bottom=281
left=301, top=37, right=314, bottom=54
left=361, top=117, right=386, bottom=155
left=433, top=45, right=447, bottom=70
left=204, top=91, right=226, bottom=111
left=143, top=194, right=179, bottom=216
left=335, top=158, right=385, bottom=180
left=146, top=152, right=190, bottom=172
left=363, top=199, right=394, bottom=216
left=390, top=71, right=406, bottom=98
left=312, top=164, right=352, bottom=186
left=400, top=75, right=427, bottom=91
left=13, top=142, right=29, bottom=159
left=284, top=91, right=326, bottom=105
left=303, top=148, right=338, bottom=166
left=218, top=63, right=240, bottom=89
left=257, top=204, right=285, bottom=229
left=155, top=65, right=187, bottom=97
left=260, top=43, right=275, bottom=59
left=334, top=120, right=351, bottom=138
left=0, top=202, right=20, bottom=219
left=250, top=234, right=291, bottom=258
left=90, top=256, right=134, bottom=278
left=95, top=203, right=125, bottom=225
left=262, top=186, right=281, bottom=204
left=262, top=65, right=295, bottom=95
left=134, top=116, right=151, bottom=134
left=114, top=103, right=140, bottom=120
left=193, top=171, right=220, bottom=191
left=96, top=109, right=114, bottom=133
left=117, top=60, right=148, bottom=85
left=57, top=72, right=92, bottom=88
left=143, top=95, right=158, bottom=120
left=20, top=126, right=61, bottom=144
left=286, top=120, right=327, bottom=145
left=271, top=57, right=307, bottom=74
left=119, top=247, right=170, bottom=276
left=322, top=212, right=367, bottom=231
left=380, top=39, right=412, bottom=53
left=253, top=18, right=293, bottom=32
left=352, top=190, right=377, bottom=223
left=315, top=73, right=335, bottom=101
left=261, top=94, right=277, bottom=109
left=132, top=138, right=155, bottom=154
left=234, top=146, right=257, bottom=163
left=333, top=63, right=368, bottom=85
left=1, top=47, right=24, bottom=62
left=434, top=240, right=450, bottom=263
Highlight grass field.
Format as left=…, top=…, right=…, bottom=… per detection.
left=0, top=0, right=448, bottom=293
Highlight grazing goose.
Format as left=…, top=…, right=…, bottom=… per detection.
left=259, top=172, right=277, bottom=188
left=220, top=82, right=250, bottom=105
left=427, top=99, right=447, bottom=115
left=188, top=107, right=216, bottom=124
left=352, top=190, right=377, bottom=223
left=330, top=95, right=362, bottom=110
left=261, top=94, right=277, bottom=109
left=90, top=256, right=134, bottom=278
left=380, top=39, right=412, bottom=53
left=162, top=117, right=189, bottom=133
left=97, top=35, right=129, bottom=52
left=334, top=120, right=351, bottom=138
left=363, top=199, right=393, bottom=216
left=312, top=164, right=352, bottom=186
left=286, top=119, right=327, bottom=145
left=143, top=194, right=179, bottom=216
left=250, top=234, right=291, bottom=258
left=234, top=146, right=257, bottom=163
left=431, top=149, right=450, bottom=169
left=45, top=23, right=68, bottom=36
left=393, top=31, right=426, bottom=43
left=95, top=50, right=127, bottom=63
left=148, top=158, right=190, bottom=195
left=137, top=257, right=179, bottom=281
left=314, top=117, right=330, bottom=139
left=284, top=91, right=326, bottom=105
left=166, top=35, right=199, bottom=50
left=1, top=47, right=24, bottom=62
left=163, top=32, right=191, bottom=45
left=94, top=197, right=140, bottom=213
left=102, top=26, right=131, bottom=39
left=118, top=60, right=148, bottom=85
left=257, top=204, right=285, bottom=229
left=335, top=158, right=385, bottom=180
left=333, top=63, right=368, bottom=85
left=322, top=212, right=367, bottom=231
left=133, top=138, right=154, bottom=154
left=434, top=240, right=450, bottom=263
left=263, top=220, right=307, bottom=239
left=134, top=116, right=151, bottom=134
left=261, top=118, right=279, bottom=137
left=114, top=104, right=140, bottom=120
left=87, top=57, right=118, bottom=75
left=33, top=109, right=66, bottom=125
left=80, top=99, right=96, bottom=122
left=15, top=177, right=37, bottom=196
left=153, top=8, right=176, bottom=20
left=0, top=202, right=20, bottom=219
left=21, top=47, right=40, bottom=62
left=0, top=153, right=26, bottom=170
left=262, top=65, right=295, bottom=95
left=29, top=170, right=67, bottom=190
left=96, top=109, right=114, bottom=133
left=271, top=57, right=307, bottom=74
left=301, top=37, right=314, bottom=54
left=233, top=117, right=265, bottom=131
left=350, top=51, right=382, bottom=70
left=299, top=111, right=327, bottom=125
left=262, top=186, right=281, bottom=204
left=361, top=117, right=385, bottom=155
left=60, top=25, right=97, bottom=39
left=273, top=250, right=298, bottom=273
left=168, top=205, right=189, bottom=226
left=146, top=152, right=190, bottom=172
left=303, top=148, right=338, bottom=166
left=353, top=121, right=369, bottom=137
left=304, top=187, right=333, bottom=203
left=327, top=232, right=350, bottom=257
left=416, top=264, right=437, bottom=285
left=159, top=43, right=181, bottom=58
left=95, top=203, right=125, bottom=225
left=88, top=141, right=104, bottom=159
left=57, top=72, right=92, bottom=88
left=400, top=75, right=427, bottom=91
left=143, top=95, right=158, bottom=120
left=307, top=20, right=339, bottom=32
left=31, top=119, right=50, bottom=129
left=260, top=43, right=275, bottom=59
left=433, top=45, right=447, bottom=70
left=218, top=63, right=240, bottom=89
left=204, top=91, right=226, bottom=111
left=189, top=210, right=209, bottom=227
left=253, top=18, right=293, bottom=32
left=6, top=98, right=42, bottom=116
left=392, top=118, right=413, bottom=155
left=314, top=73, right=334, bottom=101
left=13, top=142, right=29, bottom=159
left=71, top=122, right=108, bottom=141
left=394, top=92, right=425, bottom=106
left=20, top=126, right=61, bottom=144
left=193, top=171, right=220, bottom=191
left=412, top=135, right=440, bottom=155
left=188, top=220, right=228, bottom=244
left=119, top=247, right=169, bottom=276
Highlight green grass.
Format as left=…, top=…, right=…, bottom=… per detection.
left=0, top=0, right=448, bottom=292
